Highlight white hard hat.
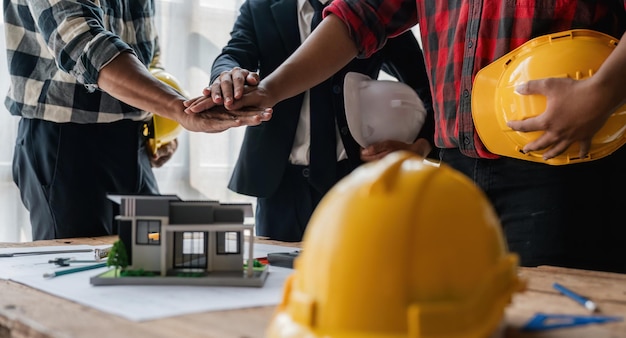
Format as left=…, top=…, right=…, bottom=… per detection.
left=343, top=72, right=426, bottom=148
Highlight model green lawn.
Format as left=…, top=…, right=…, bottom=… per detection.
left=99, top=260, right=267, bottom=278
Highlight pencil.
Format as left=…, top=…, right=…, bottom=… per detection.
left=553, top=282, right=598, bottom=312
left=43, top=262, right=108, bottom=279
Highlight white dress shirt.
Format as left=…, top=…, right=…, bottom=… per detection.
left=289, top=0, right=347, bottom=166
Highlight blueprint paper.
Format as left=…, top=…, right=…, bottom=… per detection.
left=1, top=243, right=294, bottom=321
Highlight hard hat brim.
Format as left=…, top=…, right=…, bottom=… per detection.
left=344, top=72, right=373, bottom=148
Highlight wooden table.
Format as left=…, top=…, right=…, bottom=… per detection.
left=1, top=236, right=625, bottom=338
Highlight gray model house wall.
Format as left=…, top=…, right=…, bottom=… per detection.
left=130, top=199, right=173, bottom=271
left=165, top=203, right=246, bottom=273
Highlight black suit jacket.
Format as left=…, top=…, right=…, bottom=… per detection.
left=212, top=0, right=434, bottom=198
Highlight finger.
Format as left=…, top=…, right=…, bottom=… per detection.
left=204, top=119, right=245, bottom=132
left=208, top=80, right=224, bottom=105
left=219, top=72, right=236, bottom=105
left=170, top=138, right=179, bottom=151
left=578, top=140, right=591, bottom=159
left=184, top=97, right=217, bottom=114
left=231, top=69, right=248, bottom=100
left=246, top=72, right=260, bottom=86
left=236, top=112, right=273, bottom=125
left=506, top=116, right=545, bottom=133
left=202, top=86, right=216, bottom=103
left=192, top=112, right=272, bottom=133
left=360, top=145, right=376, bottom=156
left=360, top=150, right=379, bottom=162
left=515, top=78, right=549, bottom=96
left=361, top=151, right=390, bottom=162
left=229, top=108, right=273, bottom=119
left=541, top=140, right=571, bottom=160
left=156, top=146, right=174, bottom=159
left=195, top=108, right=264, bottom=122
left=522, top=132, right=557, bottom=154
left=183, top=95, right=205, bottom=108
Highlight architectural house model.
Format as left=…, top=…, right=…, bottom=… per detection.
left=90, top=194, right=269, bottom=287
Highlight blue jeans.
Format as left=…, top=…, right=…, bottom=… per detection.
left=440, top=147, right=626, bottom=273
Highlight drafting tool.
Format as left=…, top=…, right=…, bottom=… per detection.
left=43, top=262, right=108, bottom=279
left=522, top=313, right=622, bottom=331
left=553, top=282, right=598, bottom=311
left=49, top=257, right=101, bottom=267
left=0, top=248, right=93, bottom=258
left=267, top=251, right=300, bottom=269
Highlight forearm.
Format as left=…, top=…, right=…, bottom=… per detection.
left=98, top=52, right=186, bottom=122
left=590, top=31, right=626, bottom=113
left=261, top=14, right=358, bottom=105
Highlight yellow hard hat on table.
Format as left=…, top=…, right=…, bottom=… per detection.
left=472, top=29, right=626, bottom=165
left=143, top=68, right=187, bottom=155
left=267, top=151, right=524, bottom=338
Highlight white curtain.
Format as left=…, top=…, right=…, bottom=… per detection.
left=0, top=0, right=252, bottom=242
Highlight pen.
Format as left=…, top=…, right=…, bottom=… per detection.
left=0, top=248, right=93, bottom=258
left=553, top=282, right=598, bottom=312
left=43, top=262, right=108, bottom=279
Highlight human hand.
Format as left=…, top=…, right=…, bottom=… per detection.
left=177, top=102, right=272, bottom=133
left=183, top=68, right=260, bottom=114
left=184, top=81, right=275, bottom=120
left=507, top=77, right=613, bottom=160
left=209, top=67, right=260, bottom=106
left=360, top=138, right=432, bottom=162
left=150, top=138, right=178, bottom=168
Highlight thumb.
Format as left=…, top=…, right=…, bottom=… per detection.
left=515, top=79, right=547, bottom=95
left=246, top=73, right=260, bottom=86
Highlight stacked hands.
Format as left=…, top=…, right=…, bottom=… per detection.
left=183, top=67, right=268, bottom=130
left=182, top=67, right=432, bottom=161
left=179, top=67, right=272, bottom=134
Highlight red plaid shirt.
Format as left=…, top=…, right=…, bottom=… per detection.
left=327, top=1, right=626, bottom=158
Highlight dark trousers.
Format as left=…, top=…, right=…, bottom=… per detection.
left=255, top=160, right=353, bottom=242
left=440, top=147, right=626, bottom=273
left=12, top=118, right=159, bottom=240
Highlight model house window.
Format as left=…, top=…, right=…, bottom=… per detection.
left=136, top=220, right=161, bottom=245
left=216, top=231, right=240, bottom=254
left=173, top=231, right=208, bottom=269
left=183, top=231, right=205, bottom=254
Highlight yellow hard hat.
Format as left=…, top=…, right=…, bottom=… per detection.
left=267, top=151, right=524, bottom=338
left=144, top=68, right=187, bottom=155
left=472, top=29, right=626, bottom=165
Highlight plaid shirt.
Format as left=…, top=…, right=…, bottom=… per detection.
left=327, top=0, right=626, bottom=158
left=4, top=0, right=158, bottom=123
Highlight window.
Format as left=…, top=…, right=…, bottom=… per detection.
left=216, top=231, right=240, bottom=254
left=174, top=231, right=207, bottom=269
left=183, top=231, right=206, bottom=254
left=136, top=220, right=161, bottom=245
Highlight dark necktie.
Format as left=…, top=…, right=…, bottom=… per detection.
left=309, top=0, right=325, bottom=30
left=307, top=0, right=337, bottom=194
